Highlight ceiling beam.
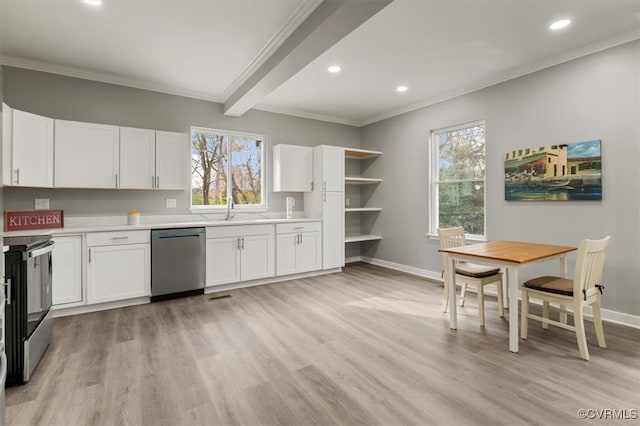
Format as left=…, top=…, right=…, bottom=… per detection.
left=223, top=0, right=392, bottom=117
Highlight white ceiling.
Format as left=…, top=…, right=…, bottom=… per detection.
left=1, top=0, right=639, bottom=127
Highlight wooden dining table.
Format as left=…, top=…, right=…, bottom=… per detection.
left=439, top=240, right=576, bottom=353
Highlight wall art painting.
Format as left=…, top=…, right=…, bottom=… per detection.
left=504, top=139, right=601, bottom=201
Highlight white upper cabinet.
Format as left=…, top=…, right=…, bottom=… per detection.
left=314, top=145, right=344, bottom=192
left=54, top=119, right=120, bottom=188
left=2, top=103, right=54, bottom=187
left=120, top=128, right=186, bottom=190
left=272, top=144, right=313, bottom=192
left=155, top=130, right=187, bottom=190
left=120, top=127, right=156, bottom=189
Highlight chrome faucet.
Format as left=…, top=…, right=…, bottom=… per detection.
left=226, top=196, right=235, bottom=220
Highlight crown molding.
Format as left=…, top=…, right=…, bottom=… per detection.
left=254, top=103, right=362, bottom=127
left=360, top=29, right=640, bottom=126
left=221, top=0, right=323, bottom=102
left=0, top=55, right=224, bottom=103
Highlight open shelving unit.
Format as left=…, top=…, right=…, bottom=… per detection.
left=344, top=147, right=383, bottom=159
left=345, top=234, right=383, bottom=243
left=343, top=148, right=382, bottom=250
left=345, top=177, right=382, bottom=185
left=344, top=207, right=382, bottom=213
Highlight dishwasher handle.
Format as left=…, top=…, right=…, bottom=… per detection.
left=155, top=233, right=203, bottom=239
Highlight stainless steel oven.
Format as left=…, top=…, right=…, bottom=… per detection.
left=4, top=235, right=54, bottom=386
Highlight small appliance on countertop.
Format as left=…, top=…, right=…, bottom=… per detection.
left=3, top=234, right=54, bottom=386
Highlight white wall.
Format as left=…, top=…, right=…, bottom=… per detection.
left=361, top=41, right=640, bottom=318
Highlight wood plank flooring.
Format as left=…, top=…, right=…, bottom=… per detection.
left=6, top=263, right=640, bottom=425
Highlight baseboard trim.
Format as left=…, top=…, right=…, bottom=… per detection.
left=52, top=297, right=149, bottom=318
left=204, top=268, right=342, bottom=294
left=357, top=256, right=640, bottom=329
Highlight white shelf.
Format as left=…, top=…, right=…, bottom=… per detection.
left=345, top=177, right=382, bottom=185
left=345, top=234, right=382, bottom=243
left=345, top=207, right=382, bottom=212
left=344, top=148, right=383, bottom=159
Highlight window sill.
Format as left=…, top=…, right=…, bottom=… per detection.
left=426, top=233, right=487, bottom=243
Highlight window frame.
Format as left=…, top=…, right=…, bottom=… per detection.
left=190, top=126, right=267, bottom=213
left=428, top=120, right=487, bottom=240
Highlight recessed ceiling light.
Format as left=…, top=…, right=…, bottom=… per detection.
left=396, top=85, right=408, bottom=92
left=83, top=0, right=102, bottom=6
left=328, top=65, right=341, bottom=73
left=549, top=19, right=571, bottom=30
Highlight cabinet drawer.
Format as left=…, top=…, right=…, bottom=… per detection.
left=87, top=230, right=150, bottom=247
left=206, top=224, right=274, bottom=239
left=276, top=222, right=321, bottom=234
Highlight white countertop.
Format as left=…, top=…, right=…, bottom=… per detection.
left=2, top=214, right=320, bottom=238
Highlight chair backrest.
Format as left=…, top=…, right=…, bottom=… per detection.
left=437, top=227, right=466, bottom=273
left=573, top=236, right=611, bottom=298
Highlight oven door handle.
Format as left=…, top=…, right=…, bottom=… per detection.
left=24, top=242, right=55, bottom=261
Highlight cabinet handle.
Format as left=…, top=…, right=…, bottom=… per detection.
left=4, top=278, right=11, bottom=305
left=311, top=182, right=314, bottom=191
left=323, top=193, right=326, bottom=202
left=88, top=248, right=92, bottom=263
left=237, top=237, right=241, bottom=250
left=15, top=168, right=20, bottom=185
left=300, top=234, right=302, bottom=245
left=156, top=176, right=160, bottom=188
left=241, top=237, right=245, bottom=249
left=110, top=236, right=129, bottom=240
left=115, top=173, right=119, bottom=187
left=323, top=181, right=326, bottom=191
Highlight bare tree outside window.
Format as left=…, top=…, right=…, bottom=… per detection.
left=431, top=121, right=486, bottom=237
left=191, top=128, right=264, bottom=208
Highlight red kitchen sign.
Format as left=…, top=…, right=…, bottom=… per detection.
left=4, top=210, right=64, bottom=232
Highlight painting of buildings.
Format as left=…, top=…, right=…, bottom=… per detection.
left=504, top=140, right=601, bottom=201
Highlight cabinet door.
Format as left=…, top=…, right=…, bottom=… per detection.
left=322, top=191, right=345, bottom=269
left=120, top=127, right=155, bottom=189
left=276, top=233, right=298, bottom=276
left=322, top=146, right=344, bottom=192
left=206, top=237, right=240, bottom=286
left=11, top=108, right=54, bottom=187
left=240, top=234, right=274, bottom=281
left=273, top=144, right=313, bottom=192
left=87, top=243, right=150, bottom=304
left=52, top=236, right=83, bottom=307
left=155, top=131, right=187, bottom=190
left=298, top=231, right=321, bottom=273
left=54, top=120, right=120, bottom=188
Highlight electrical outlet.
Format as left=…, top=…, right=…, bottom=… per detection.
left=165, top=198, right=177, bottom=209
left=345, top=198, right=350, bottom=207
left=35, top=198, right=50, bottom=210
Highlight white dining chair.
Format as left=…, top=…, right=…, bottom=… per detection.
left=520, top=236, right=611, bottom=360
left=438, top=227, right=504, bottom=327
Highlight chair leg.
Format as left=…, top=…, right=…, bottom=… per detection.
left=593, top=296, right=606, bottom=348
left=476, top=283, right=485, bottom=327
left=442, top=278, right=449, bottom=313
left=542, top=301, right=550, bottom=330
left=496, top=280, right=504, bottom=318
left=574, top=301, right=590, bottom=361
left=520, top=288, right=529, bottom=339
left=559, top=306, right=568, bottom=324
left=459, top=282, right=467, bottom=307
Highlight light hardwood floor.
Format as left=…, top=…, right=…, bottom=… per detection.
left=6, top=263, right=640, bottom=425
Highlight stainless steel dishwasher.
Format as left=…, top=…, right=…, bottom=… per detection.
left=151, top=227, right=206, bottom=301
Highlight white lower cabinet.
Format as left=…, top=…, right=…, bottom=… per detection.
left=86, top=231, right=150, bottom=304
left=206, top=225, right=275, bottom=287
left=52, top=235, right=83, bottom=307
left=276, top=222, right=321, bottom=276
